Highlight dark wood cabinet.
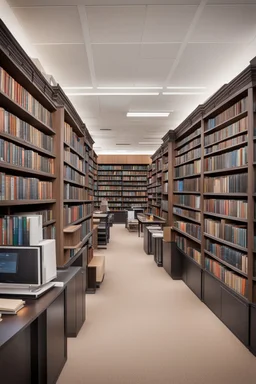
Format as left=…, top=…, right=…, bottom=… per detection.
left=249, top=305, right=256, bottom=355
left=203, top=271, right=222, bottom=318
left=163, top=241, right=182, bottom=279
left=178, top=248, right=202, bottom=299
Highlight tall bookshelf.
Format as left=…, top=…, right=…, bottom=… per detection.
left=95, top=163, right=148, bottom=211
left=0, top=20, right=95, bottom=269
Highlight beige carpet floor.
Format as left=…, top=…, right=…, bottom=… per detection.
left=58, top=225, right=256, bottom=384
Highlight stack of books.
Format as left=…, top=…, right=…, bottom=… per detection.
left=0, top=299, right=25, bottom=315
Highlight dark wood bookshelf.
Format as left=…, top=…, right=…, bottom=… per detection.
left=175, top=132, right=201, bottom=151
left=173, top=203, right=201, bottom=212
left=204, top=111, right=248, bottom=136
left=174, top=156, right=201, bottom=167
left=174, top=142, right=201, bottom=157
left=0, top=199, right=56, bottom=206
left=173, top=173, right=201, bottom=180
left=204, top=129, right=248, bottom=149
left=43, top=219, right=57, bottom=227
left=172, top=212, right=201, bottom=224
left=174, top=191, right=201, bottom=194
left=203, top=212, right=247, bottom=222
left=204, top=165, right=248, bottom=175
left=204, top=249, right=248, bottom=277
left=204, top=233, right=247, bottom=252
left=204, top=140, right=247, bottom=158
left=172, top=227, right=201, bottom=245
left=0, top=162, right=56, bottom=179
left=64, top=160, right=86, bottom=176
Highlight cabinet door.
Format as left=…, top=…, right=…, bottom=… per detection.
left=76, top=270, right=86, bottom=332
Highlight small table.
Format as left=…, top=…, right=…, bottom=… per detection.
left=137, top=214, right=166, bottom=237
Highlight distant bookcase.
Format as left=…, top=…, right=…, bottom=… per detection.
left=95, top=164, right=148, bottom=211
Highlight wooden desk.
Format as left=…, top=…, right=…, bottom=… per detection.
left=137, top=214, right=166, bottom=237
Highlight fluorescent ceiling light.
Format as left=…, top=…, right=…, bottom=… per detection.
left=139, top=142, right=162, bottom=145
left=65, top=92, right=159, bottom=96
left=98, top=86, right=163, bottom=90
left=162, top=92, right=205, bottom=95
left=166, top=86, right=206, bottom=90
left=62, top=86, right=93, bottom=90
left=127, top=112, right=170, bottom=117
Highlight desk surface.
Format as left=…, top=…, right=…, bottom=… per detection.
left=137, top=214, right=166, bottom=224
left=0, top=267, right=81, bottom=350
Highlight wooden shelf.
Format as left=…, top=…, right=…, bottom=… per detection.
left=172, top=212, right=200, bottom=224
left=63, top=224, right=82, bottom=234
left=173, top=203, right=201, bottom=212
left=63, top=141, right=84, bottom=159
left=174, top=156, right=201, bottom=167
left=204, top=111, right=248, bottom=136
left=64, top=214, right=92, bottom=228
left=175, top=132, right=201, bottom=151
left=0, top=199, right=56, bottom=206
left=203, top=233, right=247, bottom=252
left=174, top=191, right=200, bottom=195
left=204, top=250, right=247, bottom=277
left=0, top=161, right=56, bottom=179
left=204, top=212, right=247, bottom=222
left=204, top=193, right=247, bottom=197
left=177, top=246, right=202, bottom=268
left=204, top=140, right=247, bottom=158
left=63, top=178, right=84, bottom=187
left=173, top=173, right=201, bottom=180
left=0, top=91, right=55, bottom=135
left=64, top=160, right=85, bottom=176
left=0, top=132, right=56, bottom=158
left=172, top=227, right=201, bottom=245
left=63, top=199, right=92, bottom=203
left=204, top=129, right=248, bottom=149
left=175, top=142, right=201, bottom=157
left=43, top=219, right=56, bottom=227
left=204, top=165, right=248, bottom=176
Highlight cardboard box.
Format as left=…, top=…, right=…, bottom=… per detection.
left=163, top=226, right=172, bottom=242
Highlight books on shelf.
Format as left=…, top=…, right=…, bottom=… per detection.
left=175, top=147, right=201, bottom=166
left=64, top=183, right=86, bottom=200
left=176, top=234, right=201, bottom=265
left=0, top=172, right=53, bottom=200
left=204, top=147, right=247, bottom=171
left=163, top=182, right=168, bottom=193
left=206, top=97, right=247, bottom=130
left=63, top=203, right=92, bottom=226
left=0, top=67, right=52, bottom=127
left=0, top=298, right=25, bottom=314
left=161, top=200, right=168, bottom=212
left=173, top=220, right=201, bottom=240
left=204, top=199, right=247, bottom=219
left=205, top=257, right=247, bottom=297
left=205, top=238, right=248, bottom=274
left=204, top=173, right=247, bottom=193
left=173, top=195, right=200, bottom=209
left=175, top=159, right=201, bottom=178
left=175, top=127, right=201, bottom=151
left=0, top=108, right=54, bottom=151
left=64, top=149, right=84, bottom=173
left=205, top=133, right=247, bottom=155
left=204, top=117, right=247, bottom=146
left=174, top=177, right=200, bottom=192
left=64, top=122, right=84, bottom=156
left=64, top=165, right=85, bottom=185
left=173, top=207, right=201, bottom=222
left=0, top=138, right=55, bottom=174
left=204, top=218, right=247, bottom=248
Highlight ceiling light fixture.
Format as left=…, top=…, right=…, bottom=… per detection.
left=166, top=86, right=206, bottom=90
left=127, top=112, right=171, bottom=117
left=139, top=142, right=162, bottom=145
left=162, top=92, right=205, bottom=95
left=65, top=92, right=159, bottom=96
left=97, top=86, right=163, bottom=90
left=62, top=86, right=93, bottom=90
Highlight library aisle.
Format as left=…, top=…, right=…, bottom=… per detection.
left=58, top=226, right=256, bottom=384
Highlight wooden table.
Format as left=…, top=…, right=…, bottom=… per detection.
left=137, top=214, right=166, bottom=237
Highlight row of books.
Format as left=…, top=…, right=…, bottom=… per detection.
left=206, top=97, right=247, bottom=130
left=205, top=257, right=247, bottom=297
left=123, top=187, right=146, bottom=191
left=122, top=171, right=147, bottom=176
left=173, top=195, right=200, bottom=209
left=204, top=147, right=247, bottom=171
left=123, top=165, right=147, bottom=171
left=163, top=172, right=168, bottom=181
left=163, top=162, right=168, bottom=171
left=175, top=160, right=201, bottom=178
left=123, top=197, right=147, bottom=202
left=64, top=149, right=84, bottom=174
left=173, top=206, right=201, bottom=222
left=174, top=177, right=200, bottom=192
left=0, top=67, right=52, bottom=127
left=63, top=204, right=92, bottom=226
left=163, top=183, right=168, bottom=193
left=204, top=117, right=247, bottom=145
left=161, top=211, right=168, bottom=220
left=123, top=177, right=147, bottom=181
left=176, top=235, right=201, bottom=265
left=161, top=200, right=168, bottom=212
left=97, top=191, right=122, bottom=196
left=176, top=136, right=201, bottom=157
left=123, top=192, right=147, bottom=197
left=0, top=172, right=52, bottom=200
left=175, top=147, right=201, bottom=166
left=204, top=199, right=247, bottom=219
left=43, top=224, right=55, bottom=240
left=205, top=239, right=248, bottom=273
left=173, top=221, right=201, bottom=240
left=38, top=209, right=53, bottom=223
left=0, top=215, right=40, bottom=245
left=98, top=186, right=122, bottom=190
left=98, top=165, right=122, bottom=171
left=0, top=108, right=54, bottom=152
left=64, top=184, right=86, bottom=200
left=0, top=138, right=55, bottom=174
left=98, top=172, right=122, bottom=176
left=205, top=134, right=247, bottom=155
left=98, top=176, right=121, bottom=181
left=64, top=165, right=85, bottom=185
left=175, top=127, right=201, bottom=151
left=64, top=122, right=84, bottom=156
left=204, top=173, right=247, bottom=193
left=150, top=206, right=160, bottom=216
left=204, top=218, right=247, bottom=248
left=156, top=158, right=162, bottom=172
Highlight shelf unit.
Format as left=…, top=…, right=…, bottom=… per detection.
left=95, top=164, right=148, bottom=211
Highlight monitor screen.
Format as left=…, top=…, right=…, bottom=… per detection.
left=0, top=253, right=18, bottom=274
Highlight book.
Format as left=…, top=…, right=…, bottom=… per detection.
left=0, top=298, right=25, bottom=314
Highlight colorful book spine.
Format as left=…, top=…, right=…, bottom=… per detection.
left=204, top=173, right=247, bottom=193
left=204, top=218, right=247, bottom=248
left=204, top=147, right=247, bottom=171
left=204, top=199, right=247, bottom=219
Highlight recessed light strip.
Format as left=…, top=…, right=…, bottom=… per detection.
left=166, top=86, right=206, bottom=90
left=65, top=92, right=159, bottom=96
left=127, top=112, right=171, bottom=117
left=98, top=86, right=163, bottom=90
left=162, top=92, right=205, bottom=95
left=62, top=86, right=93, bottom=90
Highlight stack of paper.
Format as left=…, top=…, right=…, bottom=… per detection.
left=0, top=299, right=25, bottom=314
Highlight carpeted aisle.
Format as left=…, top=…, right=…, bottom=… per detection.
left=58, top=225, right=256, bottom=384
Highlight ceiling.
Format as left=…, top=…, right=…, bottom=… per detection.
left=4, top=0, right=256, bottom=154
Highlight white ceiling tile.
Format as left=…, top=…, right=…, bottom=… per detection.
left=191, top=5, right=256, bottom=43
left=98, top=96, right=132, bottom=116
left=92, top=44, right=140, bottom=85
left=135, top=58, right=175, bottom=83
left=68, top=96, right=100, bottom=118
left=142, top=5, right=198, bottom=43
left=86, top=6, right=146, bottom=43
left=140, top=43, right=181, bottom=59
left=36, top=45, right=92, bottom=87
left=12, top=6, right=84, bottom=44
